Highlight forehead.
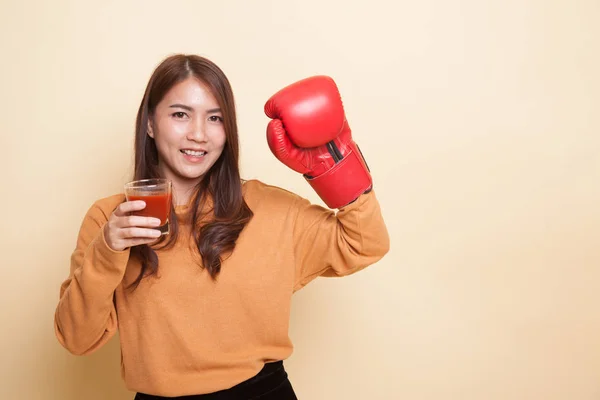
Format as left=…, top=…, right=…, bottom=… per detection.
left=160, top=77, right=219, bottom=108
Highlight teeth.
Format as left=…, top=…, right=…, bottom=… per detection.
left=182, top=149, right=206, bottom=156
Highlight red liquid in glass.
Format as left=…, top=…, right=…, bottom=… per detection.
left=128, top=194, right=171, bottom=224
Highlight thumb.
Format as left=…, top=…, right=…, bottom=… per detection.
left=264, top=97, right=281, bottom=120
left=267, top=119, right=309, bottom=175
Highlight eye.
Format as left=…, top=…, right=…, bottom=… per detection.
left=171, top=111, right=188, bottom=119
left=208, top=115, right=224, bottom=123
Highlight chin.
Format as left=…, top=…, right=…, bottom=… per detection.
left=165, top=158, right=217, bottom=183
left=179, top=167, right=210, bottom=181
left=180, top=172, right=207, bottom=181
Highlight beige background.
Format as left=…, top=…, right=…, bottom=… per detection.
left=1, top=0, right=599, bottom=399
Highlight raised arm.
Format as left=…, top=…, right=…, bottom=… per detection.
left=264, top=75, right=390, bottom=290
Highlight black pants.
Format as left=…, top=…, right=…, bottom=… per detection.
left=134, top=361, right=298, bottom=400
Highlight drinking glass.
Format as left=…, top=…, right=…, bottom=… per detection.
left=124, top=178, right=172, bottom=236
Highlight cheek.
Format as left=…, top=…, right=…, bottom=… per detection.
left=210, top=127, right=227, bottom=149
left=155, top=120, right=187, bottom=146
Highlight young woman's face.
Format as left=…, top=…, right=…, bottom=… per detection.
left=149, top=77, right=226, bottom=189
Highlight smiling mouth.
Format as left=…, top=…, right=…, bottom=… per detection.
left=181, top=149, right=207, bottom=157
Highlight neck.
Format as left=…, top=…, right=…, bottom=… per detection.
left=158, top=167, right=204, bottom=207
left=167, top=176, right=199, bottom=206
left=173, top=184, right=198, bottom=207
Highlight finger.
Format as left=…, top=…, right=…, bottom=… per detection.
left=124, top=237, right=162, bottom=248
left=120, top=227, right=162, bottom=239
left=114, top=200, right=147, bottom=216
left=117, top=215, right=162, bottom=228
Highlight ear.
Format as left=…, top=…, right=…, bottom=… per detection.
left=147, top=120, right=155, bottom=138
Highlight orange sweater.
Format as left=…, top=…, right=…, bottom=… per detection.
left=54, top=179, right=389, bottom=396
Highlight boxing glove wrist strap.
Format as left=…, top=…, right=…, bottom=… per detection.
left=305, top=149, right=372, bottom=209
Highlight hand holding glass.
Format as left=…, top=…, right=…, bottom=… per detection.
left=124, top=179, right=172, bottom=236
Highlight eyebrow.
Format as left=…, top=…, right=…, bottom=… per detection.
left=169, top=104, right=193, bottom=111
left=169, top=104, right=221, bottom=114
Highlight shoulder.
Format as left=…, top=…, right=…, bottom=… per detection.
left=73, top=193, right=125, bottom=243
left=242, top=179, right=305, bottom=210
left=84, top=193, right=126, bottom=224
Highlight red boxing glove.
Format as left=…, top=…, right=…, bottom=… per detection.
left=264, top=75, right=372, bottom=208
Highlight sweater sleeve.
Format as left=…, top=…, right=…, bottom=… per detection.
left=292, top=190, right=390, bottom=291
left=54, top=199, right=130, bottom=355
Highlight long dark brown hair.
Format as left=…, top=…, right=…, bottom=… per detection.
left=128, top=54, right=253, bottom=289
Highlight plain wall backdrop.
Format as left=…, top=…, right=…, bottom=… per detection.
left=1, top=0, right=599, bottom=399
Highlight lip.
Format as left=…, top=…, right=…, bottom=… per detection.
left=180, top=148, right=207, bottom=163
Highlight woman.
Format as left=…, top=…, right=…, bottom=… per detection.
left=54, top=54, right=390, bottom=399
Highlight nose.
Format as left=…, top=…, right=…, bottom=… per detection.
left=186, top=116, right=207, bottom=142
